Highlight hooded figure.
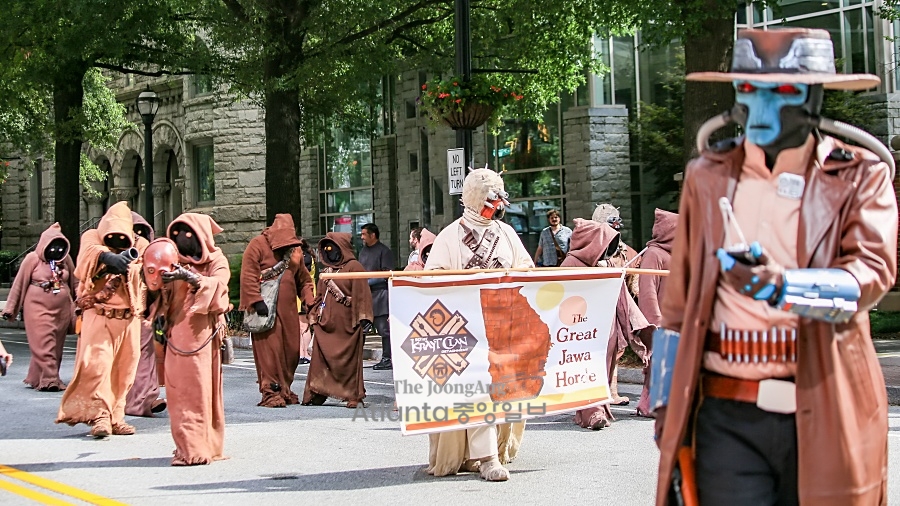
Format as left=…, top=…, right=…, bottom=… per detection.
left=561, top=219, right=653, bottom=430
left=303, top=232, right=372, bottom=407
left=635, top=209, right=677, bottom=418
left=424, top=168, right=533, bottom=483
left=3, top=223, right=77, bottom=391
left=153, top=213, right=230, bottom=466
left=57, top=201, right=144, bottom=438
left=240, top=214, right=315, bottom=407
left=403, top=228, right=436, bottom=271
left=124, top=212, right=166, bottom=417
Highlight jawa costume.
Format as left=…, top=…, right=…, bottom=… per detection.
left=57, top=202, right=144, bottom=438
left=652, top=29, right=896, bottom=506
left=635, top=209, right=677, bottom=418
left=3, top=223, right=76, bottom=391
left=240, top=214, right=315, bottom=407
left=153, top=213, right=230, bottom=466
left=423, top=168, right=533, bottom=482
left=403, top=228, right=436, bottom=271
left=592, top=203, right=644, bottom=405
left=303, top=232, right=372, bottom=407
left=560, top=218, right=653, bottom=430
left=124, top=212, right=166, bottom=417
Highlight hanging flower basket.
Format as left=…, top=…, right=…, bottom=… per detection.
left=440, top=102, right=495, bottom=130
left=419, top=75, right=524, bottom=132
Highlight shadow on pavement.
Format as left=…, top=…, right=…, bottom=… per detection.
left=151, top=464, right=540, bottom=493
left=10, top=457, right=174, bottom=471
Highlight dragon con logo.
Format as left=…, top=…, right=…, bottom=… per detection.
left=400, top=300, right=477, bottom=386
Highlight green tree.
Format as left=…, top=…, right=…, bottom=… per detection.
left=202, top=0, right=627, bottom=224
left=0, top=0, right=208, bottom=255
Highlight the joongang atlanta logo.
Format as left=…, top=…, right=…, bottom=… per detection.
left=400, top=300, right=477, bottom=386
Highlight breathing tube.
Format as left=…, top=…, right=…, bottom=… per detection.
left=695, top=106, right=896, bottom=179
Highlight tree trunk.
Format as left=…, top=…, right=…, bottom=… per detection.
left=53, top=71, right=86, bottom=259
left=682, top=0, right=736, bottom=161
left=264, top=86, right=302, bottom=228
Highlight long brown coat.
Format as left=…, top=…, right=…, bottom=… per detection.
left=240, top=214, right=315, bottom=407
left=656, top=136, right=896, bottom=506
left=303, top=232, right=372, bottom=404
left=6, top=223, right=76, bottom=390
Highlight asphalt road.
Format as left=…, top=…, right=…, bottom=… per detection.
left=1, top=328, right=899, bottom=505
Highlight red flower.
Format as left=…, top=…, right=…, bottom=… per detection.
left=453, top=82, right=458, bottom=86
left=455, top=98, right=461, bottom=103
left=438, top=93, right=449, bottom=99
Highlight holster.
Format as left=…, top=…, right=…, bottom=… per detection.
left=75, top=276, right=123, bottom=311
left=670, top=446, right=698, bottom=506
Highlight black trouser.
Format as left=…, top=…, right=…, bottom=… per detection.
left=694, top=397, right=798, bottom=506
left=374, top=315, right=391, bottom=359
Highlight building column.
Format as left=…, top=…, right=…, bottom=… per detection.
left=562, top=105, right=632, bottom=243
left=81, top=190, right=107, bottom=224
left=152, top=183, right=171, bottom=233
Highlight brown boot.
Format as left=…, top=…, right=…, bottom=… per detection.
left=90, top=418, right=111, bottom=438
left=112, top=422, right=136, bottom=435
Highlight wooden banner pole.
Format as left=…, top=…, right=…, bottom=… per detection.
left=320, top=267, right=669, bottom=280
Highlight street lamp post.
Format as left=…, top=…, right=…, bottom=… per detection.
left=453, top=0, right=472, bottom=219
left=136, top=87, right=159, bottom=223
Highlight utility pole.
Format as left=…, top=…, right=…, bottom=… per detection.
left=453, top=0, right=472, bottom=219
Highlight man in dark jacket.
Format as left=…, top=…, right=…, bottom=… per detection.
left=358, top=223, right=395, bottom=370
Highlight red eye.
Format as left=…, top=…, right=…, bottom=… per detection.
left=736, top=82, right=756, bottom=93
left=773, top=84, right=802, bottom=95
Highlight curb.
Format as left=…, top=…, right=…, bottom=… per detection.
left=889, top=386, right=900, bottom=406
left=0, top=321, right=25, bottom=330
left=618, top=366, right=644, bottom=385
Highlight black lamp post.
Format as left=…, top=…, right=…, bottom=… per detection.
left=453, top=0, right=472, bottom=219
left=135, top=87, right=159, bottom=222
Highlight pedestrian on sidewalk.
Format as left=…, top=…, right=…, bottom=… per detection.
left=653, top=28, right=896, bottom=505
left=57, top=202, right=143, bottom=438
left=358, top=223, right=394, bottom=370
left=240, top=214, right=315, bottom=407
left=3, top=222, right=76, bottom=392
left=298, top=238, right=316, bottom=365
left=533, top=209, right=571, bottom=267
left=124, top=212, right=166, bottom=417
left=407, top=227, right=423, bottom=268
left=303, top=232, right=372, bottom=408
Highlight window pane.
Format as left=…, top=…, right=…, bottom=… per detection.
left=325, top=129, right=372, bottom=189
left=845, top=8, right=865, bottom=74
left=775, top=0, right=840, bottom=19
left=866, top=6, right=876, bottom=76
left=782, top=14, right=842, bottom=58
left=503, top=169, right=562, bottom=199
left=593, top=34, right=612, bottom=105
left=737, top=2, right=747, bottom=25
left=503, top=199, right=563, bottom=254
left=193, top=75, right=213, bottom=96
left=194, top=145, right=215, bottom=202
left=495, top=106, right=561, bottom=172
left=326, top=191, right=351, bottom=214
left=640, top=41, right=684, bottom=107
left=613, top=35, right=637, bottom=112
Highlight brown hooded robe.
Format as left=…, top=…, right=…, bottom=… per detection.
left=57, top=201, right=144, bottom=429
left=158, top=214, right=230, bottom=465
left=240, top=214, right=315, bottom=407
left=559, top=218, right=653, bottom=429
left=125, top=212, right=162, bottom=416
left=303, top=232, right=373, bottom=404
left=6, top=223, right=76, bottom=390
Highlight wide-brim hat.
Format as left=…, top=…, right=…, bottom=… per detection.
left=686, top=28, right=879, bottom=91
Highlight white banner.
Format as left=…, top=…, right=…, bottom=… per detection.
left=388, top=269, right=623, bottom=435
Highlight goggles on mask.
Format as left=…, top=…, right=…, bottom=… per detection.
left=480, top=189, right=511, bottom=220
left=607, top=216, right=623, bottom=230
